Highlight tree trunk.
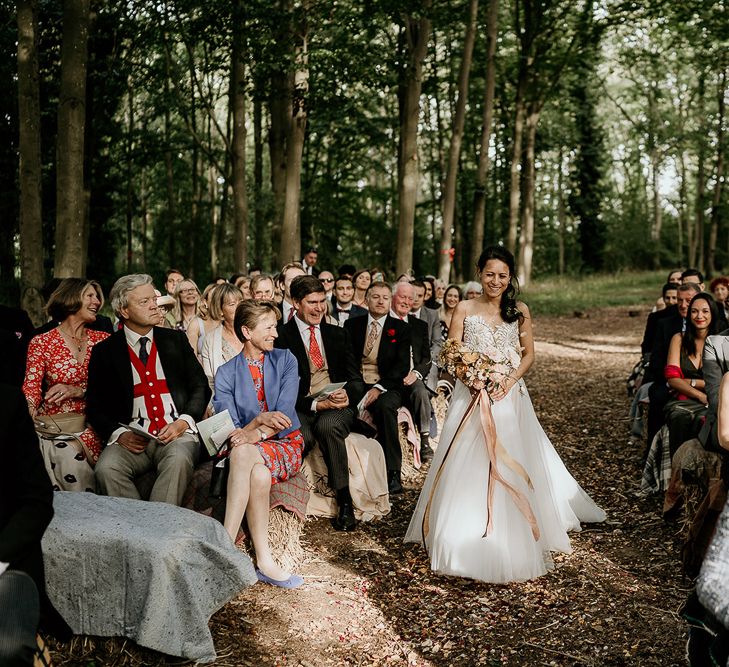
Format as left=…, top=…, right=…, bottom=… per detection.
left=708, top=65, right=726, bottom=275
left=695, top=74, right=706, bottom=273
left=507, top=67, right=527, bottom=254
left=517, top=105, right=538, bottom=286
left=17, top=0, right=45, bottom=324
left=54, top=0, right=90, bottom=278
left=396, top=7, right=432, bottom=277
left=278, top=2, right=309, bottom=266
left=437, top=0, right=478, bottom=284
left=253, top=85, right=264, bottom=268
left=125, top=76, right=134, bottom=273
left=470, top=0, right=499, bottom=272
left=231, top=3, right=249, bottom=272
left=679, top=150, right=688, bottom=268
left=557, top=146, right=566, bottom=275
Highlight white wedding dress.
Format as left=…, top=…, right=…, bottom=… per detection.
left=405, top=316, right=606, bottom=583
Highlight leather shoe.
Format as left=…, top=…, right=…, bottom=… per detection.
left=420, top=443, right=434, bottom=463
left=331, top=501, right=357, bottom=531
left=387, top=470, right=403, bottom=495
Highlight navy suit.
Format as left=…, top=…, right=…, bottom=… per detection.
left=275, top=319, right=365, bottom=490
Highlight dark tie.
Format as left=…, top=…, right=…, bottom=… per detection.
left=139, top=337, right=149, bottom=366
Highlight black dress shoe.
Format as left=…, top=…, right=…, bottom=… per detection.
left=331, top=501, right=357, bottom=531
left=420, top=443, right=434, bottom=463
left=387, top=470, right=403, bottom=495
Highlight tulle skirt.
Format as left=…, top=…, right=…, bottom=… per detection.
left=405, top=380, right=606, bottom=583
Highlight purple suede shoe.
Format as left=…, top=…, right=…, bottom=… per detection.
left=255, top=569, right=304, bottom=589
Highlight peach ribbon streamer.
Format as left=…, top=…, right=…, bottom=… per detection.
left=422, top=388, right=539, bottom=552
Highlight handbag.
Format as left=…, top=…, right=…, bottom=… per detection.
left=34, top=412, right=86, bottom=438
left=209, top=454, right=230, bottom=498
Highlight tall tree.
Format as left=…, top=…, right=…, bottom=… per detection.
left=470, top=0, right=499, bottom=272
left=437, top=0, right=478, bottom=283
left=17, top=0, right=45, bottom=324
left=395, top=3, right=431, bottom=276
left=231, top=0, right=249, bottom=272
left=54, top=0, right=90, bottom=277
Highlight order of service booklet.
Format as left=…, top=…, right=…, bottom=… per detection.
left=308, top=381, right=347, bottom=400
left=197, top=409, right=236, bottom=457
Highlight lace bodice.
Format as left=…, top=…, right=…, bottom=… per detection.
left=463, top=316, right=522, bottom=370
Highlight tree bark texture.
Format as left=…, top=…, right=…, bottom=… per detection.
left=278, top=1, right=309, bottom=266
left=17, top=0, right=45, bottom=325
left=517, top=104, right=538, bottom=286
left=438, top=0, right=478, bottom=284
left=470, top=0, right=499, bottom=274
left=707, top=65, right=726, bottom=276
left=231, top=4, right=249, bottom=272
left=507, top=68, right=527, bottom=254
left=396, top=7, right=432, bottom=277
left=54, top=0, right=90, bottom=278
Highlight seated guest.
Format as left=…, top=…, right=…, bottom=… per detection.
left=711, top=277, right=729, bottom=322
left=351, top=269, right=371, bottom=308
left=422, top=277, right=439, bottom=310
left=275, top=276, right=365, bottom=531
left=213, top=300, right=304, bottom=588
left=438, top=284, right=462, bottom=340
left=331, top=276, right=367, bottom=326
left=411, top=280, right=441, bottom=389
left=641, top=282, right=679, bottom=357
left=664, top=292, right=719, bottom=458
left=718, top=372, right=729, bottom=451
left=699, top=328, right=729, bottom=454
left=164, top=268, right=184, bottom=298
left=345, top=282, right=411, bottom=494
left=391, top=282, right=434, bottom=462
left=0, top=304, right=34, bottom=387
left=250, top=273, right=275, bottom=301
left=187, top=283, right=223, bottom=357
left=655, top=269, right=683, bottom=311
left=463, top=281, right=482, bottom=300
left=277, top=263, right=307, bottom=322
left=200, top=283, right=245, bottom=392
left=23, top=278, right=110, bottom=491
left=87, top=274, right=210, bottom=505
left=645, top=282, right=702, bottom=449
left=319, top=271, right=335, bottom=300
left=0, top=385, right=70, bottom=663
left=433, top=278, right=447, bottom=306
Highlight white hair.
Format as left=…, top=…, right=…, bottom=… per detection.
left=463, top=281, right=483, bottom=295
left=110, top=274, right=154, bottom=317
left=391, top=280, right=414, bottom=297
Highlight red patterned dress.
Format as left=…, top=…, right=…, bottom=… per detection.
left=247, top=357, right=303, bottom=483
left=23, top=327, right=109, bottom=490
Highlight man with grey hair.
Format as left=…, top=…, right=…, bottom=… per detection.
left=86, top=274, right=210, bottom=505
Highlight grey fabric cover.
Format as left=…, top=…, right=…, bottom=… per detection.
left=698, top=492, right=729, bottom=630
left=42, top=492, right=256, bottom=662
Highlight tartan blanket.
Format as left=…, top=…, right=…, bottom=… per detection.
left=640, top=425, right=671, bottom=495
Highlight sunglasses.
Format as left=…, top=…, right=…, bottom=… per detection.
left=321, top=278, right=335, bottom=283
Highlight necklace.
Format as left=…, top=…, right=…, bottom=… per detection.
left=59, top=325, right=86, bottom=352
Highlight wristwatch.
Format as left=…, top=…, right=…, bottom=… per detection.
left=690, top=378, right=696, bottom=388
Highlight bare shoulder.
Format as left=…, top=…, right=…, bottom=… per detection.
left=517, top=301, right=531, bottom=319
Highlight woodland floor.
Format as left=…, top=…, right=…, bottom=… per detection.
left=51, top=305, right=690, bottom=666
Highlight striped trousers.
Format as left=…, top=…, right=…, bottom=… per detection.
left=298, top=407, right=355, bottom=491
left=0, top=570, right=39, bottom=666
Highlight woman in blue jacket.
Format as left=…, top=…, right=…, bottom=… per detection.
left=213, top=300, right=304, bottom=589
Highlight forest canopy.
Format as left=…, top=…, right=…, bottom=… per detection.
left=2, top=0, right=727, bottom=320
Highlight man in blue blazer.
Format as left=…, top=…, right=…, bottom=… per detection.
left=87, top=274, right=210, bottom=505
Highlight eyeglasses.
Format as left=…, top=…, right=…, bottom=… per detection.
left=321, top=278, right=335, bottom=284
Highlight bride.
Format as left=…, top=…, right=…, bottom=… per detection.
left=405, top=245, right=605, bottom=583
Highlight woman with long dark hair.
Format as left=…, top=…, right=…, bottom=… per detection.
left=406, top=245, right=605, bottom=583
left=664, top=292, right=719, bottom=458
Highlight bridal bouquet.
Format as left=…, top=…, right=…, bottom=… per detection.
left=439, top=338, right=495, bottom=392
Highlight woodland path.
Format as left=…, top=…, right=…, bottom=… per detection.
left=53, top=306, right=689, bottom=666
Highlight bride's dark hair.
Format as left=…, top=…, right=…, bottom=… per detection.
left=476, top=245, right=523, bottom=324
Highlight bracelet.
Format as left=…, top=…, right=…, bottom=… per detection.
left=690, top=378, right=696, bottom=388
